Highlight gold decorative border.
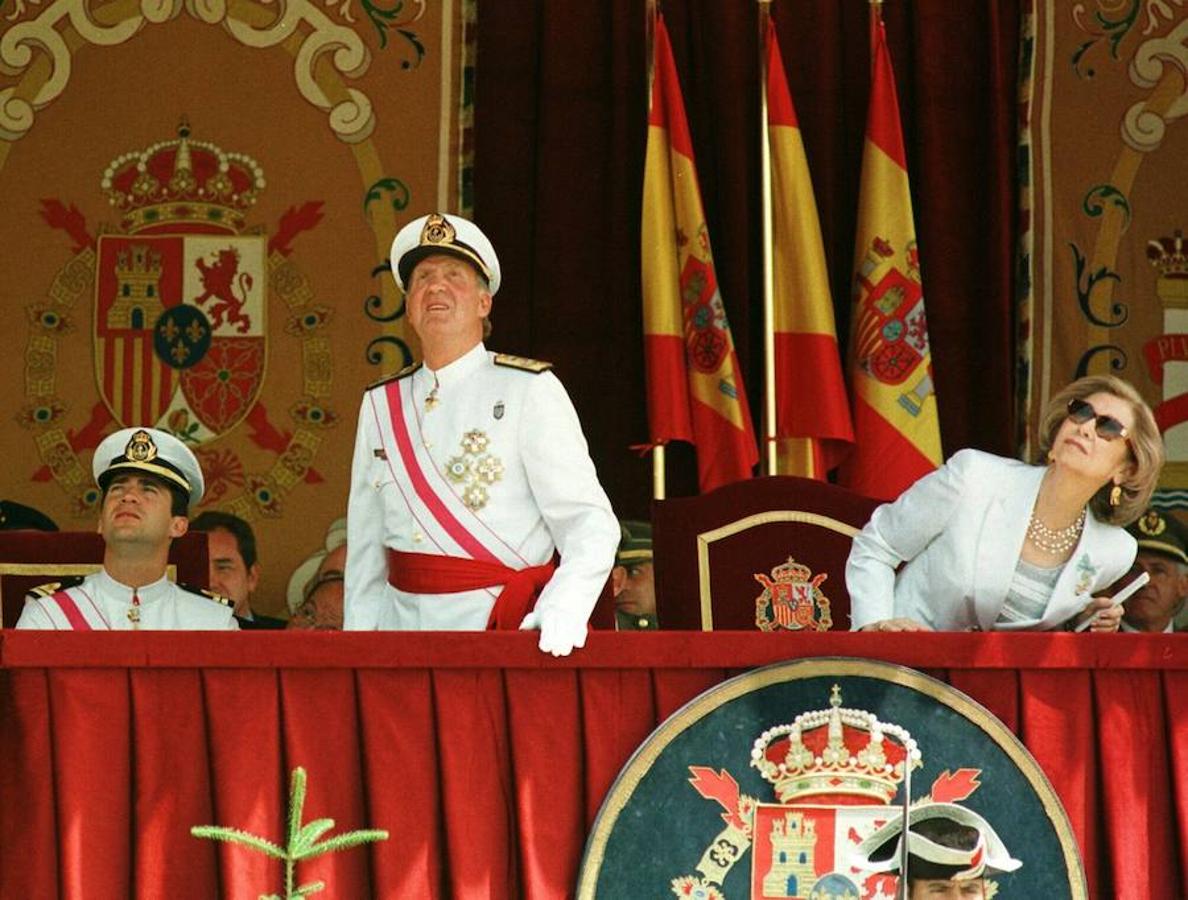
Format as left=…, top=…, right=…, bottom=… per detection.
left=696, top=511, right=859, bottom=630
left=576, top=657, right=1087, bottom=899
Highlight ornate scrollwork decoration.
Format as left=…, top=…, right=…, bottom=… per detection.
left=1071, top=0, right=1140, bottom=79
left=1122, top=17, right=1188, bottom=152
left=366, top=335, right=412, bottom=368
left=0, top=0, right=377, bottom=143
left=1082, top=183, right=1132, bottom=230
left=1070, top=242, right=1128, bottom=327
left=1075, top=344, right=1128, bottom=378
left=364, top=177, right=410, bottom=217
left=363, top=260, right=404, bottom=322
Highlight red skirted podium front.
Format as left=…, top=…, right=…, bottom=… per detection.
left=1, top=632, right=1185, bottom=899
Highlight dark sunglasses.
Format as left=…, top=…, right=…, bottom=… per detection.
left=1067, top=398, right=1130, bottom=442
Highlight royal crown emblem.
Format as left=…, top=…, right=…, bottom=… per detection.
left=93, top=122, right=267, bottom=443
left=753, top=558, right=832, bottom=633
left=102, top=120, right=265, bottom=234
left=750, top=685, right=917, bottom=806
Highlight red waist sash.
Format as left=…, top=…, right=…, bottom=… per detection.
left=387, top=549, right=556, bottom=630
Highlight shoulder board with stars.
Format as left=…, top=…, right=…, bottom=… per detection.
left=366, top=361, right=423, bottom=391
left=179, top=583, right=235, bottom=608
left=494, top=354, right=552, bottom=374
left=27, top=577, right=84, bottom=598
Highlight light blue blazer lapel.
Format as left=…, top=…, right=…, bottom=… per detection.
left=972, top=463, right=1046, bottom=629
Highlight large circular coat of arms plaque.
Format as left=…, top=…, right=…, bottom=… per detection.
left=577, top=658, right=1085, bottom=899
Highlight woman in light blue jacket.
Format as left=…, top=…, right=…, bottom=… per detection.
left=847, top=375, right=1164, bottom=632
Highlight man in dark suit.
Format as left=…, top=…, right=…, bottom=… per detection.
left=190, top=511, right=285, bottom=629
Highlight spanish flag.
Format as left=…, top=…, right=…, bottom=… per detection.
left=642, top=13, right=758, bottom=492
left=766, top=19, right=853, bottom=479
left=839, top=12, right=941, bottom=500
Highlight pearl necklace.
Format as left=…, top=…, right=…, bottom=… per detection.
left=1026, top=508, right=1086, bottom=555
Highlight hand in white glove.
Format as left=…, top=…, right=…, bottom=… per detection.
left=519, top=606, right=589, bottom=657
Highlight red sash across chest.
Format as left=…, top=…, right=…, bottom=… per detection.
left=381, top=378, right=556, bottom=628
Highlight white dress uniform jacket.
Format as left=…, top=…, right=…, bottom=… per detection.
left=344, top=342, right=619, bottom=632
left=846, top=448, right=1137, bottom=631
left=17, top=569, right=239, bottom=630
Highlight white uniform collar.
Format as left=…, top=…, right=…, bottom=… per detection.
left=419, top=341, right=488, bottom=390
left=97, top=568, right=171, bottom=605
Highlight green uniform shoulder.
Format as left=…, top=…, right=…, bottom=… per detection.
left=493, top=353, right=553, bottom=374
left=27, top=576, right=84, bottom=598
left=366, top=361, right=422, bottom=391
left=179, top=582, right=234, bottom=608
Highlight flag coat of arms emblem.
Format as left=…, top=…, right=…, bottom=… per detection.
left=95, top=234, right=267, bottom=439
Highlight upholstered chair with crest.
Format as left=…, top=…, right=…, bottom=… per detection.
left=652, top=476, right=881, bottom=632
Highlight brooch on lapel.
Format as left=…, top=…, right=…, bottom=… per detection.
left=1074, top=554, right=1098, bottom=595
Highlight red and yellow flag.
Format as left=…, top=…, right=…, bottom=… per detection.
left=642, top=13, right=758, bottom=492
left=839, top=12, right=941, bottom=500
left=766, top=19, right=854, bottom=479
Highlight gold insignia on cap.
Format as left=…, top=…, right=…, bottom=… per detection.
left=125, top=429, right=158, bottom=463
left=1138, top=510, right=1166, bottom=536
left=420, top=213, right=456, bottom=247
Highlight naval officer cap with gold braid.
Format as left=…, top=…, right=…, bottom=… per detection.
left=390, top=213, right=502, bottom=296
left=93, top=427, right=205, bottom=507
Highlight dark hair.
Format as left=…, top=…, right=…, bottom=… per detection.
left=907, top=818, right=982, bottom=883
left=189, top=510, right=258, bottom=568
left=102, top=472, right=188, bottom=517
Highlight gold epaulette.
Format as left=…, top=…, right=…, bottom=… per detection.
left=366, top=361, right=422, bottom=391
left=493, top=353, right=552, bottom=374
left=28, top=578, right=80, bottom=598
left=180, top=583, right=235, bottom=608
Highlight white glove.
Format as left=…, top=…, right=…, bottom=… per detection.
left=519, top=606, right=589, bottom=657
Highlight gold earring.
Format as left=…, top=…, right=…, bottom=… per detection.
left=1109, top=484, right=1122, bottom=507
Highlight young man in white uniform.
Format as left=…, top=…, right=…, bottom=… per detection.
left=17, top=427, right=238, bottom=630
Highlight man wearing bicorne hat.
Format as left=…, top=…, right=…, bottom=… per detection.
left=16, top=427, right=239, bottom=630
left=854, top=801, right=1022, bottom=899
left=1121, top=508, right=1188, bottom=633
left=344, top=213, right=618, bottom=656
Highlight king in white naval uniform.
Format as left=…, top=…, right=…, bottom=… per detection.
left=344, top=213, right=619, bottom=656
left=17, top=427, right=238, bottom=631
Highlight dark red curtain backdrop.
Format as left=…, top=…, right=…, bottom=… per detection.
left=474, top=1, right=1020, bottom=512
left=1, top=632, right=1185, bottom=899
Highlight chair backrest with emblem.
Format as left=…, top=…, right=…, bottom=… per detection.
left=0, top=531, right=210, bottom=627
left=652, top=476, right=881, bottom=631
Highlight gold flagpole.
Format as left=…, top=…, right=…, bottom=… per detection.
left=646, top=0, right=666, bottom=500
left=759, top=0, right=777, bottom=476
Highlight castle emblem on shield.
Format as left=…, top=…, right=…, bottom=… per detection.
left=673, top=686, right=991, bottom=900
left=94, top=122, right=267, bottom=443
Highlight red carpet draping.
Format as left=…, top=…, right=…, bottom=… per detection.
left=1, top=631, right=1184, bottom=899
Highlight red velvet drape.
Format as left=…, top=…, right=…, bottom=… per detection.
left=474, top=1, right=1019, bottom=508
left=1, top=632, right=1184, bottom=899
